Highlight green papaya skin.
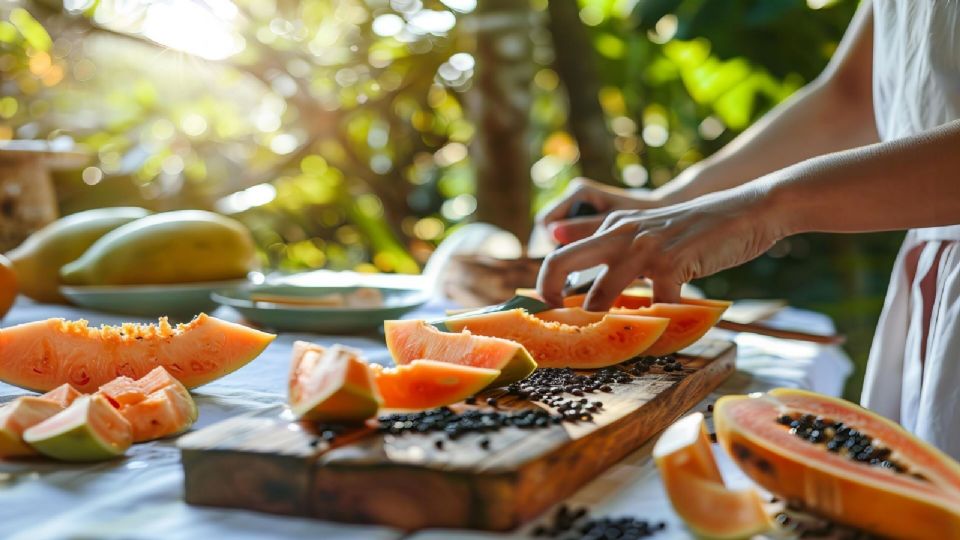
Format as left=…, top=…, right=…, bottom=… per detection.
left=5, top=207, right=151, bottom=303
left=0, top=396, right=65, bottom=458
left=23, top=395, right=132, bottom=462
left=60, top=210, right=257, bottom=286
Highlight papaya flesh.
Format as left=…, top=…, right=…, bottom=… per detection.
left=370, top=360, right=500, bottom=411
left=444, top=308, right=668, bottom=368
left=385, top=319, right=536, bottom=387
left=0, top=313, right=275, bottom=393
left=41, top=383, right=83, bottom=408
left=0, top=396, right=66, bottom=458
left=536, top=303, right=725, bottom=357
left=5, top=207, right=151, bottom=303
left=715, top=388, right=960, bottom=539
left=654, top=412, right=771, bottom=539
left=24, top=394, right=133, bottom=462
left=100, top=366, right=197, bottom=442
left=288, top=343, right=381, bottom=424
left=59, top=210, right=256, bottom=286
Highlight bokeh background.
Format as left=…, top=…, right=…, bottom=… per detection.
left=0, top=0, right=899, bottom=399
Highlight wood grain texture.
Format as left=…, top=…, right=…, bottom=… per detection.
left=179, top=339, right=736, bottom=531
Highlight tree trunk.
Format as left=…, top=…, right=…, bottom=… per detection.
left=468, top=0, right=536, bottom=241
left=547, top=0, right=618, bottom=184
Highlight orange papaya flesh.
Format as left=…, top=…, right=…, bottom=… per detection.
left=384, top=319, right=536, bottom=387
left=0, top=396, right=66, bottom=458
left=715, top=388, right=960, bottom=539
left=98, top=366, right=197, bottom=442
left=0, top=314, right=275, bottom=393
left=443, top=308, right=668, bottom=369
left=369, top=360, right=499, bottom=411
left=535, top=303, right=723, bottom=357
left=654, top=412, right=771, bottom=539
left=288, top=343, right=381, bottom=423
left=40, top=383, right=83, bottom=408
left=561, top=289, right=733, bottom=312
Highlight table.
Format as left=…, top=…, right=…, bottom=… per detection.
left=0, top=295, right=852, bottom=540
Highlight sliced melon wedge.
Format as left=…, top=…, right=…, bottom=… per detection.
left=0, top=396, right=66, bottom=458
left=654, top=412, right=771, bottom=539
left=385, top=319, right=536, bottom=387
left=370, top=360, right=499, bottom=411
left=288, top=343, right=381, bottom=423
left=24, top=394, right=132, bottom=462
left=444, top=308, right=668, bottom=368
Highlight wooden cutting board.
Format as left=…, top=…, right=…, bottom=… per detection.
left=179, top=338, right=736, bottom=531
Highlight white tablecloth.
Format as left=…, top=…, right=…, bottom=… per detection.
left=0, top=292, right=852, bottom=540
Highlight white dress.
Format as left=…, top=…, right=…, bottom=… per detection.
left=860, top=1, right=960, bottom=458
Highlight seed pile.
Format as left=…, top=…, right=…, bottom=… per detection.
left=308, top=424, right=350, bottom=447
left=503, top=355, right=682, bottom=417
left=531, top=504, right=665, bottom=539
left=378, top=407, right=562, bottom=443
left=776, top=413, right=922, bottom=479
left=774, top=507, right=880, bottom=539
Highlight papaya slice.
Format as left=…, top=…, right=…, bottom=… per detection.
left=41, top=383, right=84, bottom=408
left=100, top=367, right=198, bottom=442
left=288, top=343, right=381, bottom=423
left=443, top=308, right=668, bottom=368
left=384, top=319, right=536, bottom=387
left=715, top=388, right=960, bottom=539
left=536, top=303, right=725, bottom=357
left=24, top=394, right=133, bottom=462
left=654, top=412, right=771, bottom=539
left=560, top=289, right=733, bottom=312
left=0, top=314, right=275, bottom=393
left=0, top=396, right=66, bottom=458
left=370, top=360, right=499, bottom=411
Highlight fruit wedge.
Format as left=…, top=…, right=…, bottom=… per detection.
left=0, top=396, right=67, bottom=458
left=385, top=319, right=536, bottom=387
left=100, top=367, right=198, bottom=442
left=715, top=389, right=960, bottom=539
left=370, top=360, right=499, bottom=410
left=443, top=308, right=668, bottom=368
left=654, top=412, right=771, bottom=539
left=535, top=303, right=725, bottom=357
left=288, top=343, right=381, bottom=423
left=0, top=314, right=275, bottom=392
left=24, top=394, right=133, bottom=462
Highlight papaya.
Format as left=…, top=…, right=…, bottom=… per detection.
left=41, top=383, right=84, bottom=408
left=100, top=366, right=198, bottom=442
left=654, top=412, right=771, bottom=539
left=443, top=308, right=669, bottom=368
left=23, top=394, right=132, bottom=462
left=5, top=207, right=151, bottom=303
left=0, top=254, right=15, bottom=319
left=0, top=313, right=275, bottom=393
left=370, top=360, right=500, bottom=410
left=385, top=319, right=536, bottom=387
left=715, top=388, right=960, bottom=539
left=59, top=210, right=257, bottom=286
left=288, top=343, right=381, bottom=423
left=534, top=303, right=726, bottom=357
left=0, top=396, right=66, bottom=458
left=560, top=288, right=733, bottom=312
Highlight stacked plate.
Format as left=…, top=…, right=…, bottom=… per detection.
left=210, top=284, right=428, bottom=333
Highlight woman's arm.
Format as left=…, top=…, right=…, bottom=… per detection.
left=537, top=118, right=960, bottom=309
left=540, top=1, right=878, bottom=243
left=655, top=0, right=878, bottom=205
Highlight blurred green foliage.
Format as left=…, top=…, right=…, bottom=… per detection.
left=0, top=0, right=898, bottom=399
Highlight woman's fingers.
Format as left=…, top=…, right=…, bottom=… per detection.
left=537, top=235, right=622, bottom=306
left=583, top=258, right=644, bottom=311
left=538, top=178, right=604, bottom=226
left=548, top=216, right=606, bottom=244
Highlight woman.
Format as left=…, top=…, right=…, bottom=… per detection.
left=536, top=2, right=960, bottom=458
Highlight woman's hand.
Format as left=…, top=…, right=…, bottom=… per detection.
left=537, top=184, right=788, bottom=310
left=536, top=178, right=664, bottom=245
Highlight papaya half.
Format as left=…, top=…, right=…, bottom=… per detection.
left=59, top=210, right=257, bottom=286
left=5, top=207, right=151, bottom=303
left=715, top=388, right=960, bottom=539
